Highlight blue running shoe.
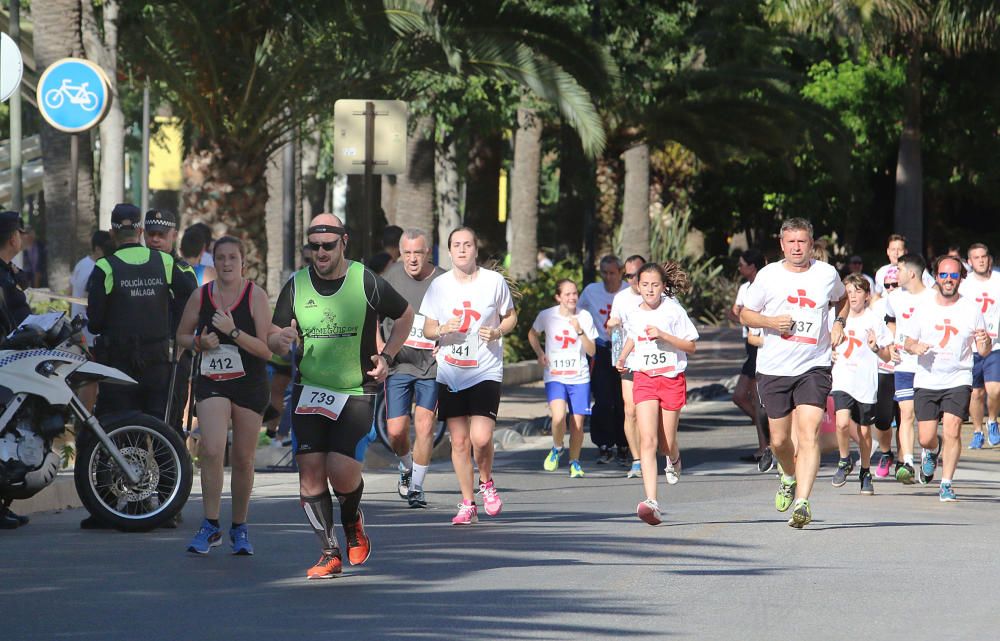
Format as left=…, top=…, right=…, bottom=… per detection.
left=919, top=449, right=936, bottom=485
left=989, top=421, right=1000, bottom=446
left=970, top=431, right=985, bottom=450
left=939, top=482, right=958, bottom=502
left=187, top=519, right=222, bottom=554
left=230, top=524, right=254, bottom=556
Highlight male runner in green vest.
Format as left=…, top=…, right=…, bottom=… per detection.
left=269, top=214, right=413, bottom=579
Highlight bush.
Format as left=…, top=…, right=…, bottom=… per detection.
left=505, top=260, right=584, bottom=363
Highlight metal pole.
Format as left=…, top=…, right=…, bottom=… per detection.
left=140, top=79, right=150, bottom=212
left=363, top=101, right=376, bottom=260
left=70, top=134, right=79, bottom=234
left=9, top=0, right=22, bottom=213
left=282, top=134, right=295, bottom=279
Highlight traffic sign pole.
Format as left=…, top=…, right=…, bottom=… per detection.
left=364, top=101, right=376, bottom=259
left=9, top=0, right=23, bottom=213
left=69, top=135, right=79, bottom=236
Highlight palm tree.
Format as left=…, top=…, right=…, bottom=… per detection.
left=766, top=0, right=1000, bottom=254
left=509, top=106, right=542, bottom=279
left=33, top=0, right=98, bottom=290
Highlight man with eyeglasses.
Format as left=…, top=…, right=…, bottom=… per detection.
left=579, top=255, right=630, bottom=469
left=380, top=228, right=445, bottom=507
left=874, top=234, right=935, bottom=298
left=884, top=253, right=936, bottom=484
left=958, top=243, right=1000, bottom=448
left=269, top=214, right=414, bottom=579
left=904, top=256, right=990, bottom=501
left=606, top=255, right=648, bottom=472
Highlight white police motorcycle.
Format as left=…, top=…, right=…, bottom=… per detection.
left=0, top=315, right=191, bottom=530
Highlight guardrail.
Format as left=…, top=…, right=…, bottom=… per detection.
left=0, top=135, right=44, bottom=206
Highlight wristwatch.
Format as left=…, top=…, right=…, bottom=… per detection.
left=378, top=352, right=393, bottom=365
left=229, top=328, right=241, bottom=340
left=834, top=316, right=846, bottom=326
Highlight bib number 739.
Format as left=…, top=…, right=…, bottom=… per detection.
left=295, top=385, right=349, bottom=421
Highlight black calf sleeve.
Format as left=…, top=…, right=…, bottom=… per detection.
left=301, top=492, right=338, bottom=554
left=334, top=479, right=364, bottom=528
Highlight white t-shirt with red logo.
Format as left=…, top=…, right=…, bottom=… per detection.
left=610, top=288, right=644, bottom=370
left=419, top=267, right=514, bottom=391
left=622, top=298, right=699, bottom=379
left=579, top=281, right=627, bottom=343
left=910, top=295, right=986, bottom=390
left=742, top=260, right=846, bottom=377
left=832, top=308, right=893, bottom=404
left=870, top=297, right=895, bottom=374
left=958, top=272, right=1000, bottom=351
left=885, top=287, right=937, bottom=374
left=531, top=306, right=598, bottom=385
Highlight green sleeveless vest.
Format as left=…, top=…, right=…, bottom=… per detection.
left=293, top=262, right=367, bottom=394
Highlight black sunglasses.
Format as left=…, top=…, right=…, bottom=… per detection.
left=307, top=240, right=340, bottom=252
left=884, top=282, right=899, bottom=289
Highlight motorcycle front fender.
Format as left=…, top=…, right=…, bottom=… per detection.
left=75, top=361, right=138, bottom=385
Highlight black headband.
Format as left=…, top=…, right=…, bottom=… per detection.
left=307, top=225, right=346, bottom=236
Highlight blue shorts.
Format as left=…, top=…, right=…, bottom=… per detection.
left=544, top=381, right=592, bottom=416
left=385, top=373, right=438, bottom=419
left=894, top=371, right=915, bottom=402
left=972, top=351, right=1000, bottom=388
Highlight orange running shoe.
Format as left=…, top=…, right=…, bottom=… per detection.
left=306, top=552, right=343, bottom=579
left=344, top=510, right=371, bottom=566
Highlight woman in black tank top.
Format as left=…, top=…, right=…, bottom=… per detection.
left=176, top=236, right=274, bottom=556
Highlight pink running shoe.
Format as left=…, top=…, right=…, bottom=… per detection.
left=637, top=499, right=663, bottom=525
left=451, top=501, right=478, bottom=525
left=479, top=479, right=504, bottom=517
left=875, top=451, right=894, bottom=479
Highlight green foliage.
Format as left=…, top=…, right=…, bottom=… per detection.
left=505, top=260, right=583, bottom=362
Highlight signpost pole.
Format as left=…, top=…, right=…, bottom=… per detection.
left=69, top=134, right=79, bottom=236
left=141, top=79, right=150, bottom=213
left=9, top=0, right=22, bottom=213
left=363, top=101, right=376, bottom=260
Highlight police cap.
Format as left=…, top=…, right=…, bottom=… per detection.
left=0, top=211, right=25, bottom=235
left=143, top=209, right=178, bottom=231
left=111, top=204, right=142, bottom=230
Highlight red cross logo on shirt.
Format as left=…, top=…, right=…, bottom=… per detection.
left=843, top=329, right=862, bottom=358
left=554, top=329, right=577, bottom=349
left=935, top=319, right=959, bottom=348
left=598, top=304, right=612, bottom=328
left=452, top=301, right=482, bottom=332
left=901, top=307, right=914, bottom=320
left=977, top=292, right=995, bottom=314
left=786, top=289, right=816, bottom=308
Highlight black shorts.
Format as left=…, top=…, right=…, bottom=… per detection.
left=757, top=366, right=832, bottom=420
left=621, top=370, right=634, bottom=382
left=741, top=342, right=757, bottom=378
left=831, top=391, right=876, bottom=426
left=290, top=386, right=376, bottom=461
left=874, top=373, right=898, bottom=431
left=194, top=376, right=271, bottom=415
left=914, top=386, right=972, bottom=423
left=438, top=380, right=502, bottom=422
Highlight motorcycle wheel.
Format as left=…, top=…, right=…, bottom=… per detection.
left=74, top=414, right=192, bottom=532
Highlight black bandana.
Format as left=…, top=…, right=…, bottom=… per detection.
left=307, top=225, right=346, bottom=236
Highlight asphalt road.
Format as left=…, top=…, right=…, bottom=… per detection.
left=5, top=395, right=1000, bottom=640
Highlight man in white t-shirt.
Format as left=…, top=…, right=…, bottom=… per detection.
left=874, top=233, right=934, bottom=297
left=578, top=255, right=628, bottom=468
left=606, top=255, right=647, bottom=474
left=741, top=218, right=847, bottom=529
left=883, top=253, right=937, bottom=484
left=904, top=256, right=990, bottom=501
left=958, top=243, right=1000, bottom=449
left=70, top=230, right=112, bottom=349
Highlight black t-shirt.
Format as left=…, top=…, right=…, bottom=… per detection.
left=272, top=264, right=409, bottom=391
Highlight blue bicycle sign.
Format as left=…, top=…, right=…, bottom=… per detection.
left=36, top=58, right=111, bottom=133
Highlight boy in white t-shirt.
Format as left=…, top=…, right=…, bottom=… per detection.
left=741, top=218, right=847, bottom=529
left=529, top=280, right=598, bottom=478
left=905, top=256, right=991, bottom=502
left=830, top=275, right=892, bottom=495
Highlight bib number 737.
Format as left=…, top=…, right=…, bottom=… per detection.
left=295, top=385, right=350, bottom=421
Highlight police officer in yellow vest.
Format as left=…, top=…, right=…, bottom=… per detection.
left=87, top=204, right=197, bottom=420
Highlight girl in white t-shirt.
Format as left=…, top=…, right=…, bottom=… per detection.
left=830, top=275, right=892, bottom=495
left=529, top=280, right=598, bottom=478
left=615, top=262, right=699, bottom=525
left=420, top=228, right=517, bottom=525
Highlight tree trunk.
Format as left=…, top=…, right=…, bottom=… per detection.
left=594, top=155, right=620, bottom=261
left=464, top=132, right=504, bottom=258
left=300, top=118, right=325, bottom=234
left=556, top=126, right=589, bottom=265
left=181, top=141, right=268, bottom=284
left=435, top=135, right=461, bottom=270
left=34, top=0, right=98, bottom=290
left=509, top=107, right=542, bottom=280
left=394, top=116, right=435, bottom=233
left=621, top=143, right=650, bottom=260
left=81, top=0, right=124, bottom=228
left=264, top=146, right=284, bottom=297
left=894, top=33, right=924, bottom=255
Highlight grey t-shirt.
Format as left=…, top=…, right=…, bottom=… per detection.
left=382, top=261, right=446, bottom=378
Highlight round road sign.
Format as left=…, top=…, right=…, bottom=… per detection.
left=0, top=32, right=23, bottom=103
left=36, top=57, right=112, bottom=133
